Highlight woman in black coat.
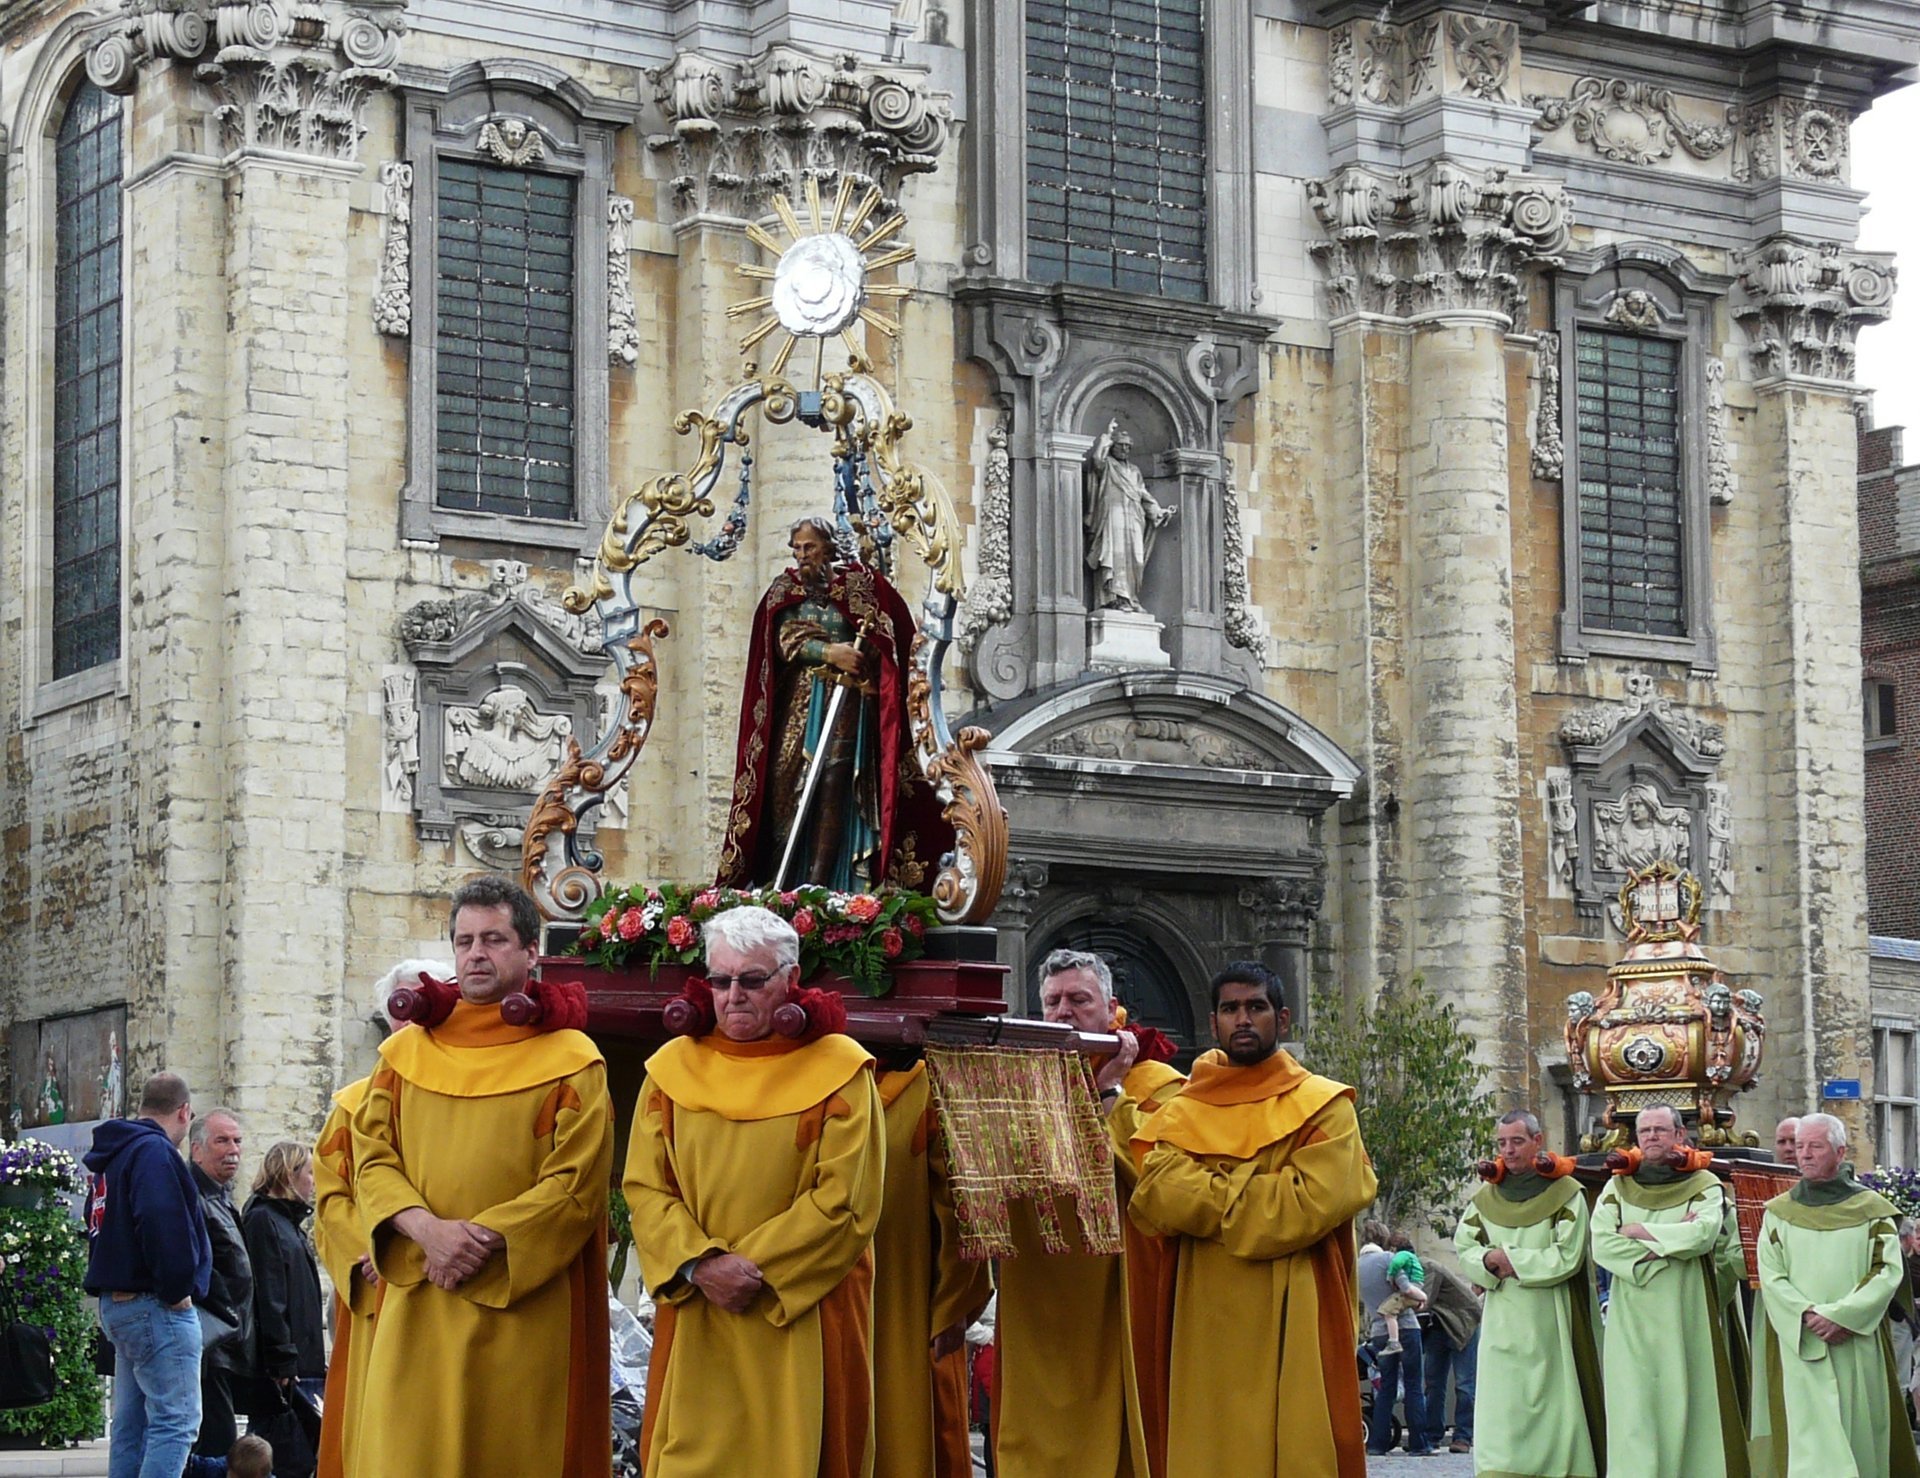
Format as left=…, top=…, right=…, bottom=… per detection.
left=243, top=1141, right=327, bottom=1478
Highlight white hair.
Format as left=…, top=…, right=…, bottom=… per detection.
left=372, top=957, right=453, bottom=1029
left=1040, top=948, right=1113, bottom=998
left=1797, top=1112, right=1848, bottom=1151
left=703, top=906, right=800, bottom=970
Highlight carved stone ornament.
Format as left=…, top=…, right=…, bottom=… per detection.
left=400, top=559, right=604, bottom=658
left=1405, top=20, right=1439, bottom=101
left=1783, top=101, right=1848, bottom=182
left=373, top=161, right=412, bottom=338
left=607, top=195, right=640, bottom=366
left=1327, top=26, right=1355, bottom=106
left=648, top=45, right=951, bottom=222
left=460, top=814, right=528, bottom=871
left=381, top=669, right=420, bottom=810
left=1592, top=783, right=1692, bottom=874
left=87, top=1, right=407, bottom=161
left=1604, top=289, right=1665, bottom=332
left=1040, top=718, right=1271, bottom=773
left=1359, top=23, right=1401, bottom=107
left=1734, top=236, right=1897, bottom=384
left=1546, top=771, right=1578, bottom=890
left=1559, top=673, right=1725, bottom=758
left=958, top=415, right=1013, bottom=648
left=1307, top=160, right=1573, bottom=323
left=1730, top=103, right=1776, bottom=185
left=1221, top=482, right=1266, bottom=662
left=1446, top=16, right=1515, bottom=104
left=445, top=688, right=573, bottom=790
left=1532, top=330, right=1564, bottom=480
left=1704, top=357, right=1733, bottom=505
left=478, top=117, right=548, bottom=168
left=1527, top=77, right=1733, bottom=167
left=1238, top=876, right=1326, bottom=943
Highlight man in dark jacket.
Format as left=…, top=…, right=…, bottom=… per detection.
left=188, top=1108, right=253, bottom=1455
left=1421, top=1259, right=1482, bottom=1454
left=83, top=1071, right=212, bottom=1478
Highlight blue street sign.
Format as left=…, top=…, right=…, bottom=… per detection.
left=1821, top=1079, right=1863, bottom=1101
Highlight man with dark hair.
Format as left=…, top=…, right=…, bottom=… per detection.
left=187, top=1109, right=252, bottom=1457
left=83, top=1070, right=212, bottom=1478
left=352, top=878, right=614, bottom=1477
left=1129, top=962, right=1376, bottom=1477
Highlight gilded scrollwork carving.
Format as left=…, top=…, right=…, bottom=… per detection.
left=908, top=634, right=1009, bottom=925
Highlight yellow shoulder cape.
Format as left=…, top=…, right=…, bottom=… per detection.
left=645, top=1031, right=874, bottom=1121
left=1131, top=1048, right=1352, bottom=1162
left=377, top=1000, right=604, bottom=1098
left=1122, top=1058, right=1186, bottom=1106
left=331, top=1075, right=372, bottom=1116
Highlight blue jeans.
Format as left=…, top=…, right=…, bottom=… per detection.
left=1367, top=1325, right=1432, bottom=1454
left=1423, top=1324, right=1478, bottom=1446
left=99, top=1295, right=203, bottom=1478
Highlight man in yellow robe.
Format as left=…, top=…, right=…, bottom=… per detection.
left=1131, top=962, right=1377, bottom=1478
left=311, top=1075, right=375, bottom=1478
left=872, top=1054, right=992, bottom=1478
left=991, top=948, right=1185, bottom=1478
left=350, top=878, right=614, bottom=1478
left=626, top=905, right=885, bottom=1478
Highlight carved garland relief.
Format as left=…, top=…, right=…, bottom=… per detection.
left=1527, top=77, right=1732, bottom=167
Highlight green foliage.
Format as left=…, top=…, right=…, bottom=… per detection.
left=607, top=1186, right=634, bottom=1292
left=0, top=1198, right=105, bottom=1446
left=1301, top=974, right=1497, bottom=1228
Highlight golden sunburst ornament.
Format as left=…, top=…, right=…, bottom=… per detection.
left=726, top=176, right=916, bottom=382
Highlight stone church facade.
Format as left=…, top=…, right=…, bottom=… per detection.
left=0, top=0, right=1912, bottom=1155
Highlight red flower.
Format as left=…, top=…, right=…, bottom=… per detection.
left=601, top=908, right=621, bottom=936
left=666, top=915, right=696, bottom=949
left=792, top=908, right=817, bottom=937
left=779, top=891, right=799, bottom=908
left=845, top=894, right=882, bottom=923
left=905, top=915, right=926, bottom=939
left=881, top=927, right=905, bottom=959
left=826, top=924, right=863, bottom=945
left=619, top=910, right=647, bottom=942
left=692, top=889, right=721, bottom=912
left=579, top=926, right=601, bottom=948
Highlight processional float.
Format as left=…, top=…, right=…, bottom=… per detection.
left=513, top=181, right=1127, bottom=1258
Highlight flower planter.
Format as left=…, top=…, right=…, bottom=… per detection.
left=0, top=1185, right=47, bottom=1211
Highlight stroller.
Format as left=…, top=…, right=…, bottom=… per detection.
left=1355, top=1341, right=1405, bottom=1452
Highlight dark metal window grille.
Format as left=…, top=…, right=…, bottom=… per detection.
left=53, top=81, right=124, bottom=679
left=435, top=159, right=576, bottom=520
left=1025, top=0, right=1208, bottom=300
left=1575, top=329, right=1685, bottom=637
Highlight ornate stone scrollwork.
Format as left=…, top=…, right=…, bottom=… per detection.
left=1733, top=236, right=1897, bottom=383
left=1704, top=357, right=1733, bottom=505
left=1238, top=877, right=1326, bottom=944
left=1532, top=330, right=1564, bottom=480
left=444, top=687, right=574, bottom=790
left=478, top=118, right=548, bottom=168
left=648, top=45, right=950, bottom=223
left=958, top=416, right=1013, bottom=648
left=86, top=1, right=210, bottom=92
left=1307, top=161, right=1573, bottom=323
left=1782, top=100, right=1848, bottom=181
left=1221, top=482, right=1266, bottom=662
left=607, top=195, right=640, bottom=366
left=1445, top=16, right=1515, bottom=103
left=373, top=161, right=412, bottom=338
left=1730, top=103, right=1776, bottom=184
left=1526, top=77, right=1733, bottom=167
left=1358, top=23, right=1401, bottom=106
left=1559, top=673, right=1725, bottom=757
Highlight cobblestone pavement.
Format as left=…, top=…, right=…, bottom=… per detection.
left=1366, top=1449, right=1476, bottom=1476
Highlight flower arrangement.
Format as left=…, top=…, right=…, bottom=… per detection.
left=572, top=883, right=938, bottom=996
left=1863, top=1165, right=1920, bottom=1220
left=0, top=1143, right=102, bottom=1445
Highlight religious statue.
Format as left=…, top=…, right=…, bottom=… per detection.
left=1083, top=419, right=1175, bottom=613
left=1592, top=783, right=1691, bottom=873
left=39, top=1052, right=65, bottom=1126
left=98, top=1030, right=123, bottom=1120
left=718, top=517, right=955, bottom=891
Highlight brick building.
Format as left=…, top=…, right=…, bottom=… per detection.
left=1863, top=414, right=1920, bottom=938
left=2, top=0, right=1916, bottom=1159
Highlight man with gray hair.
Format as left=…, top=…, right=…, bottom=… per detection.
left=1750, top=1112, right=1920, bottom=1476
left=1455, top=1107, right=1603, bottom=1477
left=1774, top=1116, right=1802, bottom=1164
left=991, top=947, right=1186, bottom=1477
left=624, top=905, right=885, bottom=1475
left=187, top=1108, right=252, bottom=1456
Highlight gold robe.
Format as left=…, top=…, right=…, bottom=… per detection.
left=627, top=1032, right=885, bottom=1478
left=991, top=1058, right=1184, bottom=1478
left=1130, top=1049, right=1376, bottom=1478
left=873, top=1064, right=993, bottom=1478
left=349, top=1002, right=614, bottom=1478
left=312, top=1078, right=376, bottom=1478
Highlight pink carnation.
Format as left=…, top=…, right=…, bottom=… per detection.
left=905, top=915, right=925, bottom=939
left=692, top=889, right=721, bottom=912
left=845, top=894, right=882, bottom=924
left=619, top=910, right=647, bottom=942
left=601, top=908, right=621, bottom=936
left=881, top=927, right=905, bottom=959
left=779, top=891, right=799, bottom=907
left=666, top=915, right=696, bottom=949
left=792, top=908, right=817, bottom=938
left=826, top=923, right=863, bottom=945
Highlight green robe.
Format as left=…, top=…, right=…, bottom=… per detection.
left=1750, top=1186, right=1920, bottom=1478
left=1592, top=1171, right=1749, bottom=1478
left=1455, top=1176, right=1604, bottom=1478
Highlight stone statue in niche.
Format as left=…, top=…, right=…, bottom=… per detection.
left=444, top=686, right=573, bottom=790
left=1084, top=419, right=1175, bottom=613
left=1592, top=783, right=1691, bottom=873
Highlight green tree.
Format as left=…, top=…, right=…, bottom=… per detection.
left=1301, top=974, right=1497, bottom=1229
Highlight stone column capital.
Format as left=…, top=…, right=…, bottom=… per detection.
left=1307, top=158, right=1572, bottom=325
left=1238, top=877, right=1325, bottom=945
left=1733, top=235, right=1897, bottom=386
left=647, top=44, right=950, bottom=226
left=87, top=0, right=408, bottom=162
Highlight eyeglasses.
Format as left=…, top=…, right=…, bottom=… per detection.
left=706, top=970, right=785, bottom=991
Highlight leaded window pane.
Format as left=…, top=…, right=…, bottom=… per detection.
left=435, top=158, right=576, bottom=521
left=1574, top=329, right=1685, bottom=638
left=53, top=81, right=124, bottom=679
left=1025, top=0, right=1208, bottom=301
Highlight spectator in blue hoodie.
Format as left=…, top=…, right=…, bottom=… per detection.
left=83, top=1071, right=212, bottom=1478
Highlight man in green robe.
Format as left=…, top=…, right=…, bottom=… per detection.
left=1750, top=1111, right=1920, bottom=1478
left=1455, top=1109, right=1604, bottom=1478
left=1591, top=1102, right=1748, bottom=1478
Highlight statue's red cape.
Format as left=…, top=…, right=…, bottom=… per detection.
left=716, top=561, right=954, bottom=891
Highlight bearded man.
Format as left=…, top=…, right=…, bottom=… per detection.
left=1130, top=963, right=1376, bottom=1478
left=626, top=906, right=884, bottom=1476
